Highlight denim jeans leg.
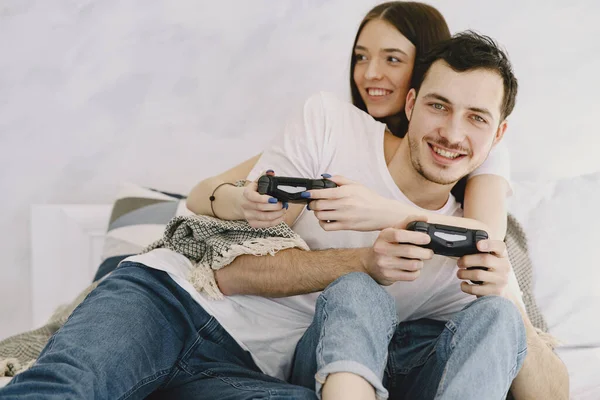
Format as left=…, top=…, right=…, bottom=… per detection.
left=290, top=272, right=397, bottom=400
left=433, top=296, right=527, bottom=400
left=387, top=296, right=528, bottom=400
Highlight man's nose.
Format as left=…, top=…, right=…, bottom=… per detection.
left=439, top=115, right=466, bottom=145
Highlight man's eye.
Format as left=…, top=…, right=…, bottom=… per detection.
left=471, top=115, right=487, bottom=123
left=431, top=103, right=446, bottom=111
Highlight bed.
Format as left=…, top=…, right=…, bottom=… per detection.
left=5, top=171, right=598, bottom=398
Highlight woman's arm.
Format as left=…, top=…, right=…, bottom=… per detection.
left=186, top=154, right=261, bottom=219
left=461, top=174, right=509, bottom=240
left=307, top=174, right=508, bottom=239
left=413, top=174, right=508, bottom=240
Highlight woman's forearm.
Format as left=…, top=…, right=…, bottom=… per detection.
left=186, top=154, right=261, bottom=218
left=409, top=208, right=493, bottom=234
left=187, top=177, right=246, bottom=220
left=462, top=174, right=509, bottom=240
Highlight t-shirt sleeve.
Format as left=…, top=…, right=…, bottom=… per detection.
left=468, top=139, right=513, bottom=196
left=247, top=93, right=329, bottom=182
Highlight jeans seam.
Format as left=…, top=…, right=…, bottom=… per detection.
left=509, top=346, right=528, bottom=378
left=315, top=296, right=329, bottom=371
left=434, top=324, right=455, bottom=399
left=201, top=369, right=268, bottom=393
left=118, top=368, right=172, bottom=400
left=177, top=316, right=218, bottom=374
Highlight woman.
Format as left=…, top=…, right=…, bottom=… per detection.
left=187, top=1, right=511, bottom=241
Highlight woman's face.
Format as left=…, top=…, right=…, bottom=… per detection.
left=353, top=19, right=417, bottom=118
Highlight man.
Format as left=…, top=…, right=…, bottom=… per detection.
left=0, top=32, right=568, bottom=400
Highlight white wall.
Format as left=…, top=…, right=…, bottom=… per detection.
left=1, top=0, right=599, bottom=340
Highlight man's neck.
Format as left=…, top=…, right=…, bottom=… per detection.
left=384, top=131, right=454, bottom=210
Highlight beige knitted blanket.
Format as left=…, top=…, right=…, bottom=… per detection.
left=0, top=214, right=550, bottom=381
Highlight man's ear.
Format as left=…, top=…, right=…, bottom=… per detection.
left=493, top=119, right=508, bottom=146
left=405, top=89, right=417, bottom=121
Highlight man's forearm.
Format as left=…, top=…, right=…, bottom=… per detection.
left=511, top=315, right=570, bottom=399
left=216, top=247, right=367, bottom=296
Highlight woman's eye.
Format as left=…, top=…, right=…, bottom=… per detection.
left=354, top=54, right=367, bottom=62
left=388, top=56, right=400, bottom=63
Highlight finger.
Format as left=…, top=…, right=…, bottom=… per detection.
left=477, top=239, right=508, bottom=258
left=303, top=187, right=340, bottom=200
left=457, top=253, right=500, bottom=270
left=380, top=228, right=431, bottom=246
left=380, top=268, right=422, bottom=283
left=373, top=241, right=433, bottom=261
left=308, top=199, right=339, bottom=212
left=460, top=281, right=492, bottom=296
left=324, top=175, right=354, bottom=186
left=245, top=181, right=273, bottom=201
left=457, top=267, right=499, bottom=284
left=319, top=220, right=344, bottom=231
left=250, top=201, right=287, bottom=212
left=394, top=215, right=429, bottom=230
left=393, top=257, right=425, bottom=272
left=313, top=210, right=339, bottom=222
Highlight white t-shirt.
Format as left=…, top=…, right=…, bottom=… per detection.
left=126, top=92, right=520, bottom=381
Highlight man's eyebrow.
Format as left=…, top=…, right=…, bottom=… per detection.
left=423, top=93, right=452, bottom=104
left=354, top=45, right=408, bottom=57
left=422, top=93, right=494, bottom=119
left=467, top=106, right=493, bottom=119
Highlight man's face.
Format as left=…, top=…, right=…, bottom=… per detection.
left=404, top=60, right=507, bottom=185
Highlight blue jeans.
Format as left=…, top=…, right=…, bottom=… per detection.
left=290, top=272, right=528, bottom=400
left=0, top=262, right=316, bottom=400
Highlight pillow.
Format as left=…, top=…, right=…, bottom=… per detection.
left=509, top=171, right=600, bottom=348
left=94, top=183, right=191, bottom=281
left=505, top=214, right=548, bottom=332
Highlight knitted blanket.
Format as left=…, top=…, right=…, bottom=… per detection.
left=0, top=214, right=549, bottom=381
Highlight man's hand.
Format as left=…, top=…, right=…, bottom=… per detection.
left=361, top=217, right=433, bottom=285
left=457, top=239, right=511, bottom=297
left=306, top=175, right=405, bottom=232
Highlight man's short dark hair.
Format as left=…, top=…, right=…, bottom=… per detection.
left=412, top=30, right=518, bottom=120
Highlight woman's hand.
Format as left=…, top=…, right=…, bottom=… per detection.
left=239, top=171, right=289, bottom=228
left=305, top=175, right=407, bottom=232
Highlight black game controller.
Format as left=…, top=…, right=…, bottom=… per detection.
left=406, top=221, right=489, bottom=284
left=257, top=175, right=337, bottom=203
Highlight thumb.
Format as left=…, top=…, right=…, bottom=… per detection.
left=394, top=214, right=428, bottom=230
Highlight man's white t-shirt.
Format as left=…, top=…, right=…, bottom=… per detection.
left=125, top=92, right=520, bottom=381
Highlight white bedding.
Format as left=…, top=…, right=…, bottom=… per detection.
left=556, top=346, right=600, bottom=400
left=509, top=172, right=600, bottom=398
left=11, top=172, right=599, bottom=396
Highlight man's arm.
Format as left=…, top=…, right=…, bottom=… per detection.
left=216, top=247, right=367, bottom=296
left=510, top=305, right=570, bottom=399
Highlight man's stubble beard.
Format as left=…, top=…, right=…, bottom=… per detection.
left=406, top=127, right=492, bottom=186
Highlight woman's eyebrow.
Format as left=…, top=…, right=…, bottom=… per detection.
left=381, top=48, right=408, bottom=56
left=354, top=45, right=408, bottom=56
